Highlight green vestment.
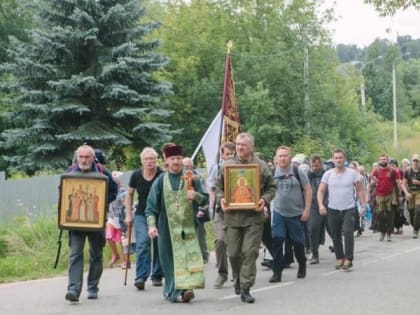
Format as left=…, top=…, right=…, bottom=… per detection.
left=162, top=172, right=205, bottom=289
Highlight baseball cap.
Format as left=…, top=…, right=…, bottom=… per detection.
left=412, top=154, right=420, bottom=161
left=291, top=156, right=304, bottom=165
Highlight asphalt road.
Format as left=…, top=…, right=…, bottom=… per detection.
left=1, top=228, right=420, bottom=315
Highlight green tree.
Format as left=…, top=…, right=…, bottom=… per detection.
left=0, top=0, right=33, bottom=62
left=364, top=0, right=420, bottom=15
left=148, top=0, right=385, bottom=165
left=336, top=44, right=365, bottom=63
left=363, top=39, right=412, bottom=121
left=0, top=0, right=172, bottom=174
left=401, top=59, right=420, bottom=117
left=147, top=0, right=233, bottom=156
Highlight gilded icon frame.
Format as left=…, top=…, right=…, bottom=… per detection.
left=58, top=172, right=109, bottom=231
left=224, top=164, right=260, bottom=210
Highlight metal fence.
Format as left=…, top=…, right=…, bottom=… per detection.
left=0, top=171, right=133, bottom=224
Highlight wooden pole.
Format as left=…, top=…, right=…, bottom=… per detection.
left=123, top=225, right=132, bottom=286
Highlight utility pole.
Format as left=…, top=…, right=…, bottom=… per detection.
left=392, top=60, right=397, bottom=148
left=303, top=47, right=310, bottom=132
left=360, top=78, right=366, bottom=114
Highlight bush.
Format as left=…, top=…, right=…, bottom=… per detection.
left=0, top=235, right=8, bottom=257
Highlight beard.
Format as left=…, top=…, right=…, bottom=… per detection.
left=380, top=162, right=388, bottom=168
left=78, top=163, right=91, bottom=171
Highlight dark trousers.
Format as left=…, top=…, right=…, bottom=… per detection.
left=262, top=217, right=273, bottom=257
left=67, top=230, right=105, bottom=296
left=272, top=237, right=305, bottom=273
left=328, top=209, right=355, bottom=261
left=309, top=207, right=331, bottom=257
left=284, top=235, right=294, bottom=265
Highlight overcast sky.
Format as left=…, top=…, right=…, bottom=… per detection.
left=322, top=0, right=420, bottom=47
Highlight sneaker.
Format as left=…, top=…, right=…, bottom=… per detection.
left=87, top=291, right=98, bottom=300
left=65, top=291, right=79, bottom=302
left=152, top=278, right=162, bottom=287
left=181, top=290, right=195, bottom=303
left=341, top=260, right=353, bottom=272
left=310, top=255, right=319, bottom=265
left=335, top=259, right=344, bottom=270
left=214, top=275, right=228, bottom=288
left=414, top=230, right=419, bottom=239
left=387, top=234, right=392, bottom=242
left=134, top=280, right=145, bottom=290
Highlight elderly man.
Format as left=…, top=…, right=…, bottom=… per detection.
left=215, top=132, right=276, bottom=303
left=125, top=147, right=163, bottom=290
left=65, top=144, right=118, bottom=302
left=146, top=145, right=208, bottom=303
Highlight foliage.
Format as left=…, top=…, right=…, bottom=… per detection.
left=336, top=44, right=365, bottom=63
left=0, top=215, right=214, bottom=283
left=400, top=59, right=420, bottom=117
left=362, top=39, right=413, bottom=121
left=0, top=0, right=33, bottom=62
left=150, top=0, right=370, bottom=160
left=0, top=0, right=420, bottom=173
left=364, top=0, right=420, bottom=16
left=0, top=0, right=172, bottom=175
left=398, top=35, right=420, bottom=59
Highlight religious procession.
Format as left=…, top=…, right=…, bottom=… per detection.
left=59, top=131, right=420, bottom=306
left=2, top=2, right=420, bottom=314
left=53, top=45, right=420, bottom=308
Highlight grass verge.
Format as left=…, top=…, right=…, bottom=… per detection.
left=0, top=216, right=215, bottom=283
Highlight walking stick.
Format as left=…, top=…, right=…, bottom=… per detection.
left=124, top=224, right=132, bottom=286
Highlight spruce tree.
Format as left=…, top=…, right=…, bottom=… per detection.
left=0, top=0, right=172, bottom=174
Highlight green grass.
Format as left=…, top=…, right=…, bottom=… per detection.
left=0, top=216, right=215, bottom=283
left=0, top=217, right=69, bottom=282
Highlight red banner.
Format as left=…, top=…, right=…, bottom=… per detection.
left=221, top=53, right=240, bottom=144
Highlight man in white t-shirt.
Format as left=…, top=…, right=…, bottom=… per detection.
left=317, top=149, right=365, bottom=271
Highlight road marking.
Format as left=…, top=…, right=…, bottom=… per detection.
left=220, top=282, right=295, bottom=300
left=405, top=246, right=420, bottom=253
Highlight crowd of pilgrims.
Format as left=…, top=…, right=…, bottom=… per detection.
left=259, top=153, right=418, bottom=271
left=65, top=141, right=420, bottom=304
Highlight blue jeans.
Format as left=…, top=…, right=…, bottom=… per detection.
left=67, top=230, right=105, bottom=296
left=271, top=212, right=306, bottom=272
left=134, top=214, right=162, bottom=281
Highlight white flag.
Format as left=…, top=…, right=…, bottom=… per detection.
left=191, top=110, right=222, bottom=174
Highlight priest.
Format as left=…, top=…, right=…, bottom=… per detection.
left=145, top=144, right=208, bottom=303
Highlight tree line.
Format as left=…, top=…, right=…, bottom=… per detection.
left=0, top=0, right=419, bottom=176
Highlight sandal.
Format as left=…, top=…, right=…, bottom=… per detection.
left=109, top=255, right=120, bottom=268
